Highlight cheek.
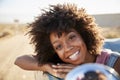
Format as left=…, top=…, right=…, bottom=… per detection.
left=78, top=38, right=86, bottom=46
left=77, top=40, right=87, bottom=52
left=81, top=42, right=87, bottom=52
left=56, top=51, right=64, bottom=59
left=73, top=39, right=85, bottom=46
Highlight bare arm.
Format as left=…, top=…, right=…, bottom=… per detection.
left=14, top=54, right=77, bottom=78
left=14, top=54, right=47, bottom=71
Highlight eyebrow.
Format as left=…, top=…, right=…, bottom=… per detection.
left=52, top=31, right=75, bottom=44
left=52, top=40, right=58, bottom=45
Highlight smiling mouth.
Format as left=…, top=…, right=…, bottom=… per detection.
left=69, top=51, right=80, bottom=60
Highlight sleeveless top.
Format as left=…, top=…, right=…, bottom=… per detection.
left=96, top=49, right=120, bottom=67
left=40, top=49, right=120, bottom=80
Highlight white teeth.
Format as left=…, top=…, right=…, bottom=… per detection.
left=69, top=51, right=79, bottom=60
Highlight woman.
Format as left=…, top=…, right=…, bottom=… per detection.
left=14, top=4, right=120, bottom=80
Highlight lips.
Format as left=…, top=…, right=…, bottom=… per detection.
left=69, top=51, right=80, bottom=60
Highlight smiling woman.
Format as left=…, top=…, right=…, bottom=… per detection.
left=49, top=30, right=88, bottom=65
left=14, top=3, right=120, bottom=80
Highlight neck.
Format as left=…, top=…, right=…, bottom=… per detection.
left=85, top=53, right=97, bottom=63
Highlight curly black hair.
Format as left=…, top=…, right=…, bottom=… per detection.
left=28, top=4, right=104, bottom=65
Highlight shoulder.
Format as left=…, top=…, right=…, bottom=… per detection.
left=96, top=49, right=120, bottom=75
left=105, top=50, right=120, bottom=75
left=113, top=56, right=120, bottom=75
left=105, top=50, right=120, bottom=67
left=96, top=49, right=111, bottom=64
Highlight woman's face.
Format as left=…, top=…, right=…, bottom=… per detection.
left=50, top=30, right=88, bottom=65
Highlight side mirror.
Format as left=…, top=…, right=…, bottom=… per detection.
left=65, top=63, right=120, bottom=80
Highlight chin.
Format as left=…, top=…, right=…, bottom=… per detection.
left=71, top=61, right=82, bottom=65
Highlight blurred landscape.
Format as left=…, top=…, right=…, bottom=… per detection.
left=0, top=23, right=36, bottom=80
left=0, top=0, right=120, bottom=79
left=93, top=13, right=120, bottom=38
left=0, top=14, right=120, bottom=80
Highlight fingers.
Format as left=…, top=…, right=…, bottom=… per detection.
left=53, top=69, right=67, bottom=78
left=47, top=64, right=67, bottom=78
left=48, top=63, right=77, bottom=79
left=52, top=63, right=77, bottom=69
left=53, top=68, right=70, bottom=73
left=56, top=72, right=66, bottom=78
left=51, top=63, right=77, bottom=73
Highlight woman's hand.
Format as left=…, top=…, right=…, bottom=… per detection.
left=14, top=54, right=77, bottom=79
left=46, top=63, right=78, bottom=79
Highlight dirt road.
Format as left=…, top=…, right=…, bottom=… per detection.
left=0, top=34, right=41, bottom=80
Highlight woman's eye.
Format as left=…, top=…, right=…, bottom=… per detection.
left=55, top=44, right=62, bottom=50
left=69, top=35, right=76, bottom=40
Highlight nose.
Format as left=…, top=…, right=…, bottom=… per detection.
left=64, top=42, right=73, bottom=52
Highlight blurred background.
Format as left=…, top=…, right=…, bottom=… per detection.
left=0, top=0, right=120, bottom=80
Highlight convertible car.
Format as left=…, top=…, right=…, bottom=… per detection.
left=103, top=38, right=120, bottom=52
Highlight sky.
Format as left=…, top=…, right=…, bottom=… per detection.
left=0, top=0, right=120, bottom=23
